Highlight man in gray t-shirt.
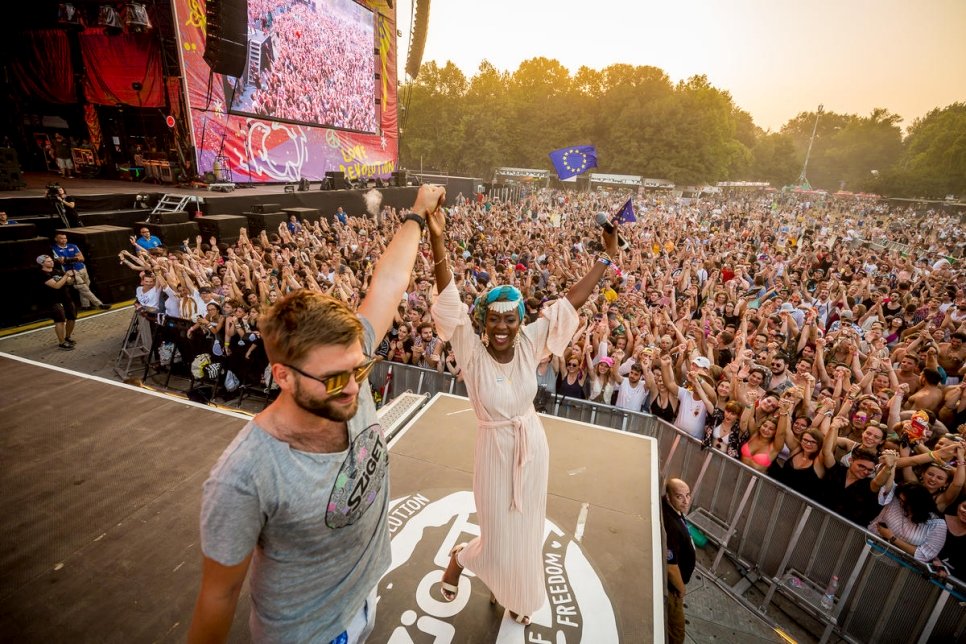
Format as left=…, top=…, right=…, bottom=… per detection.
left=188, top=185, right=445, bottom=644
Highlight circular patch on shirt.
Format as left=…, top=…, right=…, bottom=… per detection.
left=326, top=424, right=388, bottom=529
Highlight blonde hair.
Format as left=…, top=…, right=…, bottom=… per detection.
left=261, top=290, right=363, bottom=365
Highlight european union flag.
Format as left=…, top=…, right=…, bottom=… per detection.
left=548, top=145, right=598, bottom=180
left=616, top=198, right=636, bottom=223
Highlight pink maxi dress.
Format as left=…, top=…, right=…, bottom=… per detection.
left=431, top=280, right=578, bottom=616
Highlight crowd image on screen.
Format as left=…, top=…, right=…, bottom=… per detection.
left=236, top=0, right=377, bottom=132
left=117, top=188, right=966, bottom=580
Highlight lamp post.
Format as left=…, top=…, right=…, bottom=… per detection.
left=797, top=104, right=823, bottom=190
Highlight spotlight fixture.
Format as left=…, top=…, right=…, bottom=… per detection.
left=123, top=2, right=152, bottom=33
left=98, top=5, right=123, bottom=35
left=57, top=3, right=85, bottom=30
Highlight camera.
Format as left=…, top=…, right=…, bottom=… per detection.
left=46, top=184, right=62, bottom=200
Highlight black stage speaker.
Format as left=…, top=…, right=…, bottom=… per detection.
left=59, top=225, right=132, bottom=258
left=204, top=0, right=248, bottom=77
left=325, top=171, right=348, bottom=190
left=0, top=237, right=51, bottom=270
left=78, top=208, right=148, bottom=228
left=391, top=170, right=408, bottom=187
left=197, top=214, right=246, bottom=246
left=148, top=210, right=191, bottom=224
left=244, top=211, right=287, bottom=236
left=0, top=223, right=38, bottom=241
left=0, top=147, right=25, bottom=190
left=253, top=203, right=282, bottom=214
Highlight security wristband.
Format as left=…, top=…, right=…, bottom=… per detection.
left=402, top=213, right=426, bottom=232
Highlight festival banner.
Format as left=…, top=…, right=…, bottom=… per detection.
left=172, top=0, right=398, bottom=183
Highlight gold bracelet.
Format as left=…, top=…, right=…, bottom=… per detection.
left=434, top=257, right=446, bottom=266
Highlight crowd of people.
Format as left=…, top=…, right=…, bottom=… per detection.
left=116, top=188, right=966, bottom=580
left=241, top=0, right=377, bottom=132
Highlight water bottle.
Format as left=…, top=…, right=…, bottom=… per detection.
left=820, top=575, right=838, bottom=611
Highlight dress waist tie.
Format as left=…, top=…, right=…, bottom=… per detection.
left=479, top=409, right=537, bottom=512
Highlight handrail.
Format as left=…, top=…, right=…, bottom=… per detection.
left=369, top=360, right=966, bottom=643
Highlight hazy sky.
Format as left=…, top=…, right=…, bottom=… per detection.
left=394, top=0, right=966, bottom=132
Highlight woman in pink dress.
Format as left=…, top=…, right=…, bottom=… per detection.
left=427, top=207, right=619, bottom=624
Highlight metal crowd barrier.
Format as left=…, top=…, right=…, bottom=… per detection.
left=368, top=361, right=966, bottom=643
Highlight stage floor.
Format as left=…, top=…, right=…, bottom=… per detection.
left=0, top=358, right=662, bottom=642
left=0, top=354, right=255, bottom=642
left=376, top=393, right=663, bottom=642
left=1, top=172, right=297, bottom=199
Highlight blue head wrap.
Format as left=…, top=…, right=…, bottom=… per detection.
left=473, top=285, right=525, bottom=328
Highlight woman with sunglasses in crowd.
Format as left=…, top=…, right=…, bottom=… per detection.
left=557, top=353, right=587, bottom=399
left=428, top=204, right=618, bottom=626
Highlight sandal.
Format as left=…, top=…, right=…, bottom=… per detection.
left=440, top=543, right=467, bottom=602
left=512, top=613, right=531, bottom=626
left=489, top=593, right=531, bottom=625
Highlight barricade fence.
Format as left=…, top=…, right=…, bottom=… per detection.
left=368, top=361, right=966, bottom=643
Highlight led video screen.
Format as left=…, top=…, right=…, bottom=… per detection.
left=230, top=0, right=377, bottom=133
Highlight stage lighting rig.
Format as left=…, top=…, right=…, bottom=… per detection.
left=123, top=3, right=152, bottom=33
left=57, top=4, right=85, bottom=30
left=98, top=5, right=123, bottom=35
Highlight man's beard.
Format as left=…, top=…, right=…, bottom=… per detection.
left=292, top=379, right=359, bottom=422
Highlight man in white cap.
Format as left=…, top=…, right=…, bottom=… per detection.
left=660, top=354, right=709, bottom=439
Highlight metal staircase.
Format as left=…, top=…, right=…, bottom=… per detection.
left=152, top=194, right=194, bottom=214
left=247, top=41, right=261, bottom=84
left=246, top=31, right=268, bottom=85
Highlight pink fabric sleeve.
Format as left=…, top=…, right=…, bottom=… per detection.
left=430, top=279, right=476, bottom=358
left=523, top=297, right=579, bottom=359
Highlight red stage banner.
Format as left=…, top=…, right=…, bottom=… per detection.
left=167, top=77, right=184, bottom=123
left=171, top=0, right=399, bottom=182
left=9, top=30, right=76, bottom=104
left=79, top=29, right=165, bottom=107
left=83, top=104, right=103, bottom=153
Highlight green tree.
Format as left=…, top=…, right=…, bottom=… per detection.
left=654, top=75, right=745, bottom=184
left=750, top=132, right=799, bottom=186
left=822, top=109, right=903, bottom=191
left=457, top=61, right=510, bottom=177
left=504, top=57, right=583, bottom=168
left=398, top=61, right=467, bottom=172
left=399, top=59, right=965, bottom=195
left=888, top=103, right=966, bottom=198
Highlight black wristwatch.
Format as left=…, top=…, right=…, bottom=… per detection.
left=402, top=213, right=426, bottom=232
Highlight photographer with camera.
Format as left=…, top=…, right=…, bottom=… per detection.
left=36, top=254, right=78, bottom=350
left=49, top=185, right=81, bottom=227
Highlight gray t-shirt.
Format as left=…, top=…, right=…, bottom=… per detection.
left=200, top=317, right=390, bottom=643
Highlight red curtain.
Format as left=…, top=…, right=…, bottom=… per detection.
left=9, top=30, right=76, bottom=104
left=79, top=29, right=164, bottom=107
